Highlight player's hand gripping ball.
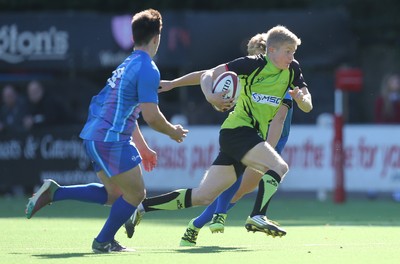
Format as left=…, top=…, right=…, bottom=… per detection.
left=212, top=71, right=241, bottom=111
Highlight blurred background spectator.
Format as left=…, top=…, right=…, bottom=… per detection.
left=374, top=73, right=400, bottom=123
left=0, top=84, right=29, bottom=136
left=23, top=80, right=75, bottom=130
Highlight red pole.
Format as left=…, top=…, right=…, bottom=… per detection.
left=333, top=89, right=345, bottom=203
left=333, top=67, right=362, bottom=203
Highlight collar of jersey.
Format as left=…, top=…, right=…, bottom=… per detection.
left=264, top=55, right=281, bottom=75
left=133, top=49, right=151, bottom=59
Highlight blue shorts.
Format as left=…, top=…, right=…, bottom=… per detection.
left=83, top=140, right=142, bottom=177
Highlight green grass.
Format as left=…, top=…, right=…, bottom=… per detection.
left=1, top=196, right=400, bottom=264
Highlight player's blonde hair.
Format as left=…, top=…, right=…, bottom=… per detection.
left=247, top=33, right=267, bottom=56
left=264, top=25, right=301, bottom=50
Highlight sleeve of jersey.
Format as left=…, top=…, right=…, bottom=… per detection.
left=137, top=66, right=159, bottom=103
left=225, top=56, right=261, bottom=76
left=290, top=60, right=308, bottom=89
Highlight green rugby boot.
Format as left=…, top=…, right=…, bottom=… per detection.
left=124, top=209, right=143, bottom=238
left=245, top=215, right=286, bottom=237
left=209, top=213, right=227, bottom=233
left=180, top=219, right=200, bottom=246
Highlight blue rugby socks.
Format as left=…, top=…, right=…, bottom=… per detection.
left=96, top=196, right=136, bottom=243
left=53, top=183, right=108, bottom=204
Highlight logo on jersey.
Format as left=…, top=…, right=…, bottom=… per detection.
left=251, top=92, right=281, bottom=106
left=107, top=67, right=125, bottom=88
left=254, top=76, right=265, bottom=84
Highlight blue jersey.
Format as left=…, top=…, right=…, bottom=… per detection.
left=80, top=50, right=160, bottom=142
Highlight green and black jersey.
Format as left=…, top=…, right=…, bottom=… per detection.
left=222, top=54, right=307, bottom=140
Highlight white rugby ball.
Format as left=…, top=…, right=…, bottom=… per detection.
left=212, top=71, right=241, bottom=111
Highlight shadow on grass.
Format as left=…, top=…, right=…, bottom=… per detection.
left=26, top=246, right=252, bottom=259
left=31, top=253, right=94, bottom=259
left=175, top=246, right=254, bottom=254
left=29, top=252, right=137, bottom=259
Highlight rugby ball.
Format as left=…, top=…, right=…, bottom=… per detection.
left=212, top=71, right=241, bottom=111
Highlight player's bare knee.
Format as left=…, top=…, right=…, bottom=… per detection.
left=279, top=161, right=289, bottom=176
left=280, top=168, right=289, bottom=180
left=106, top=191, right=121, bottom=205
left=271, top=161, right=289, bottom=179
left=122, top=188, right=145, bottom=206
left=136, top=189, right=146, bottom=202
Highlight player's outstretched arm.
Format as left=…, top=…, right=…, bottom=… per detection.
left=141, top=102, right=189, bottom=143
left=158, top=70, right=206, bottom=93
left=289, top=86, right=313, bottom=113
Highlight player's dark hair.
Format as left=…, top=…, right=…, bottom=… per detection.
left=131, top=9, right=162, bottom=46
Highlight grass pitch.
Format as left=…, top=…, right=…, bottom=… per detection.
left=1, top=195, right=399, bottom=264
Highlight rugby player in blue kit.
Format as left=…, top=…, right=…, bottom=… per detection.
left=25, top=8, right=188, bottom=253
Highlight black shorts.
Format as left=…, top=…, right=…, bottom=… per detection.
left=212, top=126, right=264, bottom=178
